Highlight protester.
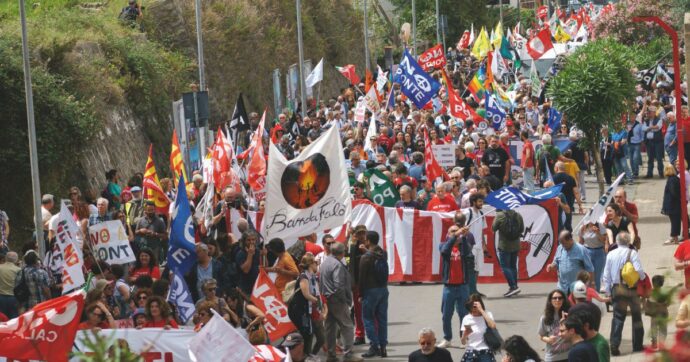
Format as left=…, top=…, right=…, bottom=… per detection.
left=408, top=328, right=453, bottom=362
left=601, top=232, right=645, bottom=356
left=552, top=162, right=583, bottom=231
left=604, top=204, right=635, bottom=253
left=568, top=302, right=610, bottom=362
left=359, top=231, right=389, bottom=358
left=291, top=253, right=327, bottom=356
left=460, top=293, right=497, bottom=362
left=186, top=243, right=222, bottom=302
left=558, top=317, right=598, bottom=361
left=502, top=335, right=541, bottom=362
left=235, top=231, right=261, bottom=296
left=611, top=189, right=640, bottom=248
left=265, top=238, right=299, bottom=299
left=546, top=230, right=594, bottom=294
left=225, top=288, right=265, bottom=334
left=134, top=201, right=168, bottom=261
left=348, top=225, right=367, bottom=345
left=128, top=248, right=161, bottom=283
left=15, top=250, right=50, bottom=311
left=143, top=296, right=179, bottom=329
left=661, top=163, right=682, bottom=245
left=79, top=302, right=116, bottom=331
left=492, top=209, right=524, bottom=297
left=0, top=251, right=19, bottom=319
left=577, top=221, right=607, bottom=290
left=538, top=289, right=572, bottom=362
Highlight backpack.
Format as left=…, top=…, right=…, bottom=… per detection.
left=373, top=255, right=389, bottom=285
left=501, top=210, right=523, bottom=241
left=14, top=268, right=30, bottom=304
left=539, top=145, right=557, bottom=175
left=101, top=185, right=114, bottom=206
left=282, top=279, right=298, bottom=304
left=620, top=249, right=640, bottom=288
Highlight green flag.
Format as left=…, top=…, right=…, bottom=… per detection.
left=364, top=169, right=399, bottom=207
left=530, top=62, right=541, bottom=98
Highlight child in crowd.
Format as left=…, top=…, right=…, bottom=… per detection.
left=569, top=271, right=610, bottom=305
left=645, top=275, right=673, bottom=350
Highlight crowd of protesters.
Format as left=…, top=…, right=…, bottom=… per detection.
left=4, top=8, right=690, bottom=362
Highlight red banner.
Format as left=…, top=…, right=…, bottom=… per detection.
left=350, top=199, right=558, bottom=283
left=250, top=269, right=296, bottom=342
left=0, top=291, right=85, bottom=362
left=418, top=44, right=446, bottom=72
left=537, top=5, right=548, bottom=20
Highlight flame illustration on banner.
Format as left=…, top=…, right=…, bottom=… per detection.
left=281, top=153, right=331, bottom=209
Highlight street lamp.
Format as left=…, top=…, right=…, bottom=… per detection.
left=632, top=16, right=688, bottom=240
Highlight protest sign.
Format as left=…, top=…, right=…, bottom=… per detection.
left=88, top=221, right=135, bottom=265
left=431, top=144, right=456, bottom=167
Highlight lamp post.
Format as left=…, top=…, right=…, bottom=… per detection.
left=296, top=0, right=307, bottom=118
left=19, top=0, right=45, bottom=259
left=194, top=0, right=207, bottom=160
left=632, top=16, right=688, bottom=240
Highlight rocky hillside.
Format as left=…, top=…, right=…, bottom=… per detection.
left=0, top=0, right=364, bottom=242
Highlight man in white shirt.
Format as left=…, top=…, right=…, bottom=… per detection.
left=601, top=231, right=645, bottom=356
left=462, top=193, right=489, bottom=296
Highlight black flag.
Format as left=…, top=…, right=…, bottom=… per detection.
left=229, top=93, right=249, bottom=132
left=636, top=64, right=657, bottom=91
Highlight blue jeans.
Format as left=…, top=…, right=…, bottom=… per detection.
left=522, top=167, right=535, bottom=193
left=627, top=143, right=642, bottom=176
left=362, top=287, right=389, bottom=348
left=667, top=145, right=678, bottom=166
left=613, top=153, right=633, bottom=181
left=646, top=140, right=664, bottom=177
left=441, top=284, right=469, bottom=341
left=0, top=295, right=18, bottom=319
left=465, top=258, right=478, bottom=295
left=584, top=247, right=606, bottom=291
left=497, top=250, right=518, bottom=290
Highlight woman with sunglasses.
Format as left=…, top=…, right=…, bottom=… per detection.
left=537, top=290, right=572, bottom=362
left=194, top=300, right=215, bottom=332
left=194, top=278, right=230, bottom=322
left=79, top=302, right=116, bottom=331
left=130, top=288, right=151, bottom=313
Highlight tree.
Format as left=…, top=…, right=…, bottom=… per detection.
left=591, top=0, right=675, bottom=45
left=547, top=38, right=637, bottom=195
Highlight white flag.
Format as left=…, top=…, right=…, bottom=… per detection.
left=576, top=173, right=625, bottom=235
left=363, top=114, right=378, bottom=155
left=54, top=202, right=85, bottom=294
left=305, top=58, right=324, bottom=88
left=88, top=221, right=136, bottom=265
left=376, top=65, right=388, bottom=93
left=189, top=309, right=255, bottom=362
left=263, top=126, right=352, bottom=245
left=364, top=86, right=380, bottom=114
left=354, top=97, right=366, bottom=124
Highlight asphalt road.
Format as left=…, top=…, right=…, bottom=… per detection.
left=347, top=171, right=680, bottom=362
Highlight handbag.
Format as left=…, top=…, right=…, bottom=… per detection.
left=483, top=326, right=504, bottom=351
left=246, top=322, right=268, bottom=345
left=13, top=268, right=30, bottom=304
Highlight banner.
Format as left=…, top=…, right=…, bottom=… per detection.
left=189, top=310, right=255, bottom=362
left=349, top=199, right=558, bottom=283
left=263, top=126, right=352, bottom=242
left=577, top=173, right=625, bottom=231
left=394, top=49, right=441, bottom=109
left=364, top=169, right=400, bottom=207
left=167, top=175, right=198, bottom=275
left=167, top=271, right=196, bottom=324
left=251, top=269, right=296, bottom=341
left=484, top=185, right=564, bottom=210
left=432, top=144, right=456, bottom=167
left=364, top=86, right=380, bottom=114
left=485, top=94, right=506, bottom=130
left=0, top=290, right=84, bottom=362
left=418, top=44, right=446, bottom=72
left=354, top=98, right=367, bottom=124
left=88, top=221, right=135, bottom=265
left=73, top=328, right=196, bottom=362
left=54, top=202, right=85, bottom=294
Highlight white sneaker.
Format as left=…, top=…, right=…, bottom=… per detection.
left=437, top=339, right=452, bottom=348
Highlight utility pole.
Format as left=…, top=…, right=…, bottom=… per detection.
left=499, top=0, right=503, bottom=25
left=194, top=0, right=207, bottom=160
left=412, top=0, right=416, bottom=56
left=19, top=0, right=44, bottom=259
left=364, top=0, right=370, bottom=71
left=435, top=0, right=441, bottom=45
left=296, top=0, right=307, bottom=118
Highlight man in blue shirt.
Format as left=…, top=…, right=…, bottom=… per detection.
left=627, top=113, right=645, bottom=178
left=611, top=128, right=633, bottom=184
left=665, top=112, right=678, bottom=165
left=546, top=230, right=594, bottom=293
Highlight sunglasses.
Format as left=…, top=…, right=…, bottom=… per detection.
left=551, top=296, right=564, bottom=301
left=138, top=295, right=148, bottom=300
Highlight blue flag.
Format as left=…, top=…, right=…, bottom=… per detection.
left=485, top=94, right=506, bottom=131
left=167, top=175, right=197, bottom=275
left=386, top=87, right=396, bottom=111
left=394, top=49, right=441, bottom=109
left=547, top=107, right=562, bottom=134
left=167, top=271, right=195, bottom=324
left=485, top=184, right=564, bottom=210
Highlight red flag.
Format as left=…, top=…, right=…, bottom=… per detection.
left=250, top=269, right=296, bottom=342
left=442, top=70, right=480, bottom=121
left=457, top=31, right=470, bottom=50
left=418, top=44, right=446, bottom=72
left=423, top=130, right=448, bottom=183
left=526, top=28, right=555, bottom=60
left=212, top=127, right=236, bottom=193
left=0, top=291, right=85, bottom=362
left=250, top=345, right=286, bottom=362
left=247, top=111, right=267, bottom=191
left=336, top=65, right=361, bottom=86
left=557, top=8, right=565, bottom=21
left=365, top=69, right=373, bottom=93
left=536, top=5, right=548, bottom=20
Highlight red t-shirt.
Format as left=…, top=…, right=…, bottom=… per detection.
left=674, top=242, right=690, bottom=288
left=521, top=140, right=535, bottom=169
left=447, top=246, right=464, bottom=284
left=305, top=241, right=324, bottom=256
left=78, top=321, right=110, bottom=330
left=144, top=318, right=179, bottom=329
left=129, top=266, right=161, bottom=281
left=427, top=195, right=459, bottom=212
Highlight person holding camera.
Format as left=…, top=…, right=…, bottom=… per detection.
left=212, top=186, right=248, bottom=247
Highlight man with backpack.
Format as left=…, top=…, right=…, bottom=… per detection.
left=536, top=134, right=572, bottom=185
left=358, top=231, right=389, bottom=358
left=601, top=231, right=646, bottom=356
left=437, top=213, right=473, bottom=348
left=492, top=209, right=524, bottom=298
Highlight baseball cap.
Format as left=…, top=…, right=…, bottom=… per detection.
left=131, top=186, right=142, bottom=193
left=353, top=225, right=367, bottom=234
left=280, top=332, right=304, bottom=348
left=573, top=281, right=587, bottom=299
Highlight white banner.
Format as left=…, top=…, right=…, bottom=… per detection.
left=73, top=328, right=196, bottom=361
left=189, top=311, right=255, bottom=362
left=88, top=220, right=136, bottom=265
left=54, top=203, right=85, bottom=294
left=431, top=144, right=456, bottom=167
left=263, top=126, right=352, bottom=245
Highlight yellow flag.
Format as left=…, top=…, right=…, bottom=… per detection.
left=554, top=24, right=571, bottom=43
left=492, top=21, right=503, bottom=50
left=471, top=27, right=491, bottom=60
